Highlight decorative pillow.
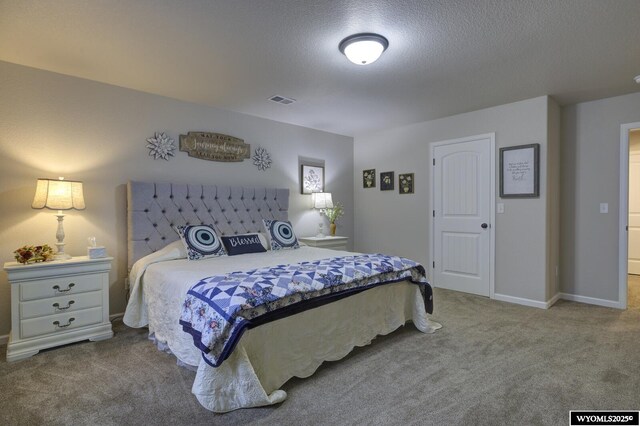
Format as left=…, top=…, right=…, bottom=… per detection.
left=221, top=234, right=267, bottom=256
left=175, top=224, right=227, bottom=260
left=262, top=219, right=300, bottom=250
left=235, top=232, right=270, bottom=251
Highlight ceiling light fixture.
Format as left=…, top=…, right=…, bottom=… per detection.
left=635, top=75, right=640, bottom=84
left=339, top=33, right=389, bottom=66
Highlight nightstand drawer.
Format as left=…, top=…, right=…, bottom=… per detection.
left=20, top=291, right=103, bottom=320
left=298, top=236, right=349, bottom=251
left=20, top=274, right=103, bottom=301
left=21, top=307, right=103, bottom=339
left=318, top=241, right=348, bottom=250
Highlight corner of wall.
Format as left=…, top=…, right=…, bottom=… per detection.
left=546, top=97, right=561, bottom=301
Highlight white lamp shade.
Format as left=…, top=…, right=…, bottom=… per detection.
left=32, top=178, right=86, bottom=210
left=313, top=192, right=333, bottom=209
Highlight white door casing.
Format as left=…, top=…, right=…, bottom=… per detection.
left=628, top=151, right=640, bottom=274
left=619, top=123, right=640, bottom=310
left=431, top=134, right=495, bottom=297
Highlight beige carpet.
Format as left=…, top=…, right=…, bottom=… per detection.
left=1, top=288, right=639, bottom=426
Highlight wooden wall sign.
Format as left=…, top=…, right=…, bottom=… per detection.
left=179, top=131, right=251, bottom=162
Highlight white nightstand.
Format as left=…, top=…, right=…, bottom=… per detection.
left=3, top=256, right=113, bottom=362
left=298, top=236, right=349, bottom=251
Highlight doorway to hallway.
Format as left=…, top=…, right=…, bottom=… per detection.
left=621, top=123, right=640, bottom=309
left=627, top=275, right=640, bottom=309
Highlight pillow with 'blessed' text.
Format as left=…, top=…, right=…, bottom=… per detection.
left=221, top=233, right=267, bottom=256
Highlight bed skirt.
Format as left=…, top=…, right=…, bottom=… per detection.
left=157, top=281, right=440, bottom=413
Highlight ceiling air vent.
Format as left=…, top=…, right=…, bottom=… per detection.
left=269, top=95, right=296, bottom=105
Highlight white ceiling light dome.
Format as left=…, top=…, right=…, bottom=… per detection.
left=339, top=33, right=389, bottom=66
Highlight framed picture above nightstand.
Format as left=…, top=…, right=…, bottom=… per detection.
left=298, top=236, right=349, bottom=251
left=3, top=256, right=114, bottom=362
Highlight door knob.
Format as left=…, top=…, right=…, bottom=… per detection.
left=481, top=223, right=488, bottom=229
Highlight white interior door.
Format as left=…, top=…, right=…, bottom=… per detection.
left=432, top=136, right=492, bottom=296
left=628, top=151, right=640, bottom=274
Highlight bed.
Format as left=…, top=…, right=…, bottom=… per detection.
left=123, top=181, right=441, bottom=412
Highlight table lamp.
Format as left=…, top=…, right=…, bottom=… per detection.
left=32, top=177, right=85, bottom=260
left=312, top=192, right=333, bottom=238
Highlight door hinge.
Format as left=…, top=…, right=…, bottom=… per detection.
left=432, top=261, right=435, bottom=268
left=433, top=158, right=435, bottom=166
left=432, top=210, right=435, bottom=217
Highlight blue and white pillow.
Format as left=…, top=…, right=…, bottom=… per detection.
left=175, top=224, right=227, bottom=260
left=262, top=219, right=300, bottom=250
left=221, top=234, right=267, bottom=256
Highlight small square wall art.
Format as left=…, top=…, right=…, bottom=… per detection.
left=301, top=164, right=325, bottom=194
left=363, top=169, right=376, bottom=188
left=398, top=173, right=414, bottom=194
left=380, top=171, right=394, bottom=191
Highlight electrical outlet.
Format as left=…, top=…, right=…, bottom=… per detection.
left=600, top=203, right=608, bottom=214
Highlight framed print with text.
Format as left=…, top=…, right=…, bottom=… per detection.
left=499, top=143, right=539, bottom=198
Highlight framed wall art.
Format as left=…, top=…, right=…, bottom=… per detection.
left=499, top=143, right=539, bottom=198
left=398, top=173, right=414, bottom=194
left=380, top=171, right=394, bottom=191
left=301, top=164, right=325, bottom=194
left=363, top=169, right=376, bottom=188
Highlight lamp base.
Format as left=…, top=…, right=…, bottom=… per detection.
left=54, top=239, right=71, bottom=261
left=54, top=252, right=72, bottom=261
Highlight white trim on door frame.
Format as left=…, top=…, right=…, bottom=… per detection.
left=619, top=122, right=640, bottom=310
left=429, top=133, right=496, bottom=299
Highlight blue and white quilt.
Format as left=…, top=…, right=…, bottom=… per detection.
left=179, top=253, right=432, bottom=367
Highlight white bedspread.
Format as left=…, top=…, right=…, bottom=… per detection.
left=123, top=244, right=441, bottom=412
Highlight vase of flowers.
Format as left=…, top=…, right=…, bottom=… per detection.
left=324, top=202, right=344, bottom=236
left=14, top=244, right=55, bottom=264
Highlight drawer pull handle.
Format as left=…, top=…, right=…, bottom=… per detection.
left=53, top=283, right=75, bottom=293
left=53, top=318, right=75, bottom=329
left=53, top=300, right=75, bottom=311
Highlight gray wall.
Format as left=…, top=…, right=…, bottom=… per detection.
left=0, top=61, right=354, bottom=336
left=354, top=96, right=554, bottom=304
left=561, top=92, right=640, bottom=303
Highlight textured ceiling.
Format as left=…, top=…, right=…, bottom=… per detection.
left=1, top=0, right=639, bottom=136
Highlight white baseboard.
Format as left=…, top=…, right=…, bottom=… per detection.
left=493, top=293, right=551, bottom=309
left=109, top=312, right=125, bottom=321
left=493, top=291, right=620, bottom=310
left=546, top=292, right=562, bottom=308
left=559, top=293, right=623, bottom=309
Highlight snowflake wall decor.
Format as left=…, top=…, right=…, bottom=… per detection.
left=252, top=146, right=272, bottom=171
left=146, top=132, right=176, bottom=160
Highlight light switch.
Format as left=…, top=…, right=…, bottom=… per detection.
left=600, top=203, right=608, bottom=214
left=497, top=203, right=504, bottom=214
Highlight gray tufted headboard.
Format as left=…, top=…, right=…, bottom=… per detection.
left=127, top=181, right=290, bottom=269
